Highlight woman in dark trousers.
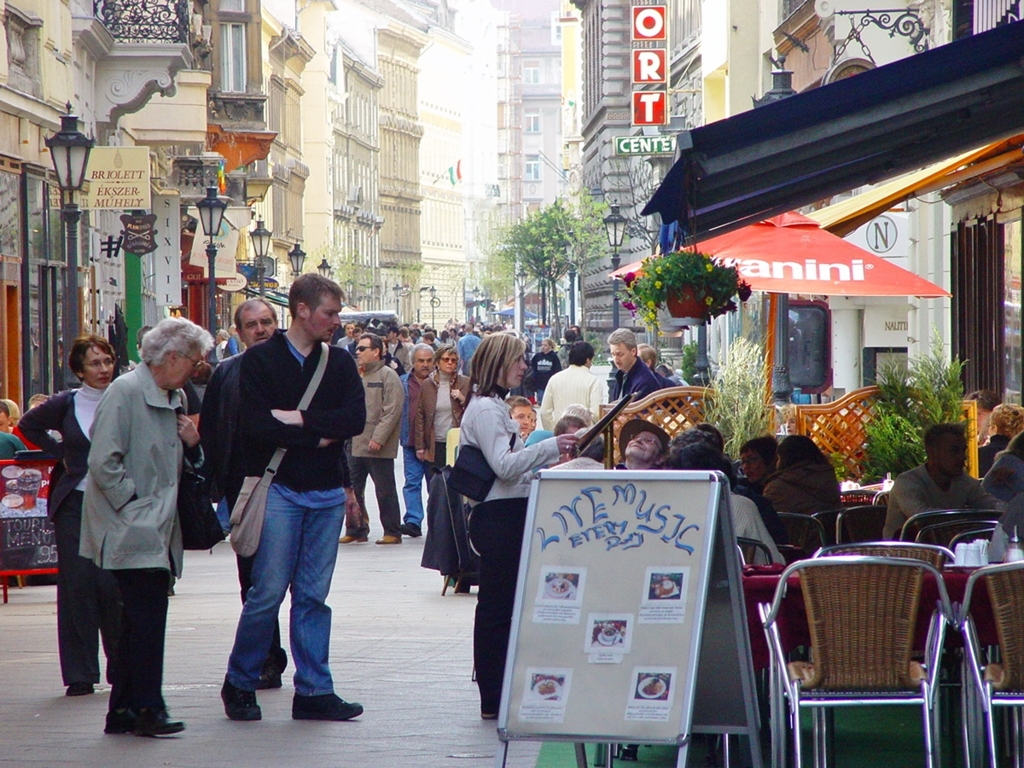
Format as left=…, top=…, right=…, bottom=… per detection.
left=19, top=336, right=121, bottom=698
left=459, top=333, right=576, bottom=718
left=81, top=318, right=212, bottom=737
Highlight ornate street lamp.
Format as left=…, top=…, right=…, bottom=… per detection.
left=288, top=241, right=306, bottom=277
left=603, top=203, right=628, bottom=329
left=317, top=257, right=333, bottom=278
left=195, top=186, right=228, bottom=343
left=250, top=218, right=272, bottom=298
left=45, top=111, right=94, bottom=379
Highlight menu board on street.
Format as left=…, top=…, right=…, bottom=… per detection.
left=498, top=470, right=761, bottom=767
left=0, top=460, right=57, bottom=571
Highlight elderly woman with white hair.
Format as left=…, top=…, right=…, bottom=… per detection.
left=81, top=317, right=212, bottom=737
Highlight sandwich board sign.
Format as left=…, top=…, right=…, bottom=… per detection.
left=496, top=470, right=762, bottom=768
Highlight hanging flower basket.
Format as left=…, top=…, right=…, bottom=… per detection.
left=620, top=250, right=751, bottom=328
left=664, top=287, right=712, bottom=327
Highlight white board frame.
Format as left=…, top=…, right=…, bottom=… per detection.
left=498, top=470, right=736, bottom=751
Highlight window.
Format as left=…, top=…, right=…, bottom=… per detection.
left=525, top=156, right=541, bottom=181
left=221, top=23, right=246, bottom=92
left=524, top=65, right=540, bottom=85
left=551, top=12, right=563, bottom=45
left=525, top=112, right=540, bottom=133
left=221, top=0, right=245, bottom=10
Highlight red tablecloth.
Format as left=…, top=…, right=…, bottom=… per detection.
left=741, top=565, right=996, bottom=670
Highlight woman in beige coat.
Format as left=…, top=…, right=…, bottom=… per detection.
left=413, top=344, right=469, bottom=470
left=82, top=318, right=212, bottom=737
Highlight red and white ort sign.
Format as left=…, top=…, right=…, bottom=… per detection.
left=632, top=6, right=667, bottom=41
left=632, top=49, right=667, bottom=84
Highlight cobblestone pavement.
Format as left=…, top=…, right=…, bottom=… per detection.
left=0, top=521, right=542, bottom=768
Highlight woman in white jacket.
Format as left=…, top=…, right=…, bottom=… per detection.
left=459, top=333, right=577, bottom=719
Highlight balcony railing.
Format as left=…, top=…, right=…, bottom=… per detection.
left=94, top=0, right=189, bottom=44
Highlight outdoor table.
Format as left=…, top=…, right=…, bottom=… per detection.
left=741, top=563, right=996, bottom=670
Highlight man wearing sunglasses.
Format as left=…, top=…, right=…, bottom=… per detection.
left=342, top=333, right=405, bottom=545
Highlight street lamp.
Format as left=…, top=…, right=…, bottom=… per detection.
left=196, top=186, right=228, bottom=342
left=45, top=111, right=94, bottom=375
left=428, top=285, right=438, bottom=329
left=603, top=203, right=627, bottom=330
left=288, top=241, right=306, bottom=277
left=250, top=218, right=272, bottom=298
left=317, top=257, right=333, bottom=278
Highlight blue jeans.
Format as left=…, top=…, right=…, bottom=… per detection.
left=226, top=486, right=344, bottom=696
left=402, top=446, right=427, bottom=526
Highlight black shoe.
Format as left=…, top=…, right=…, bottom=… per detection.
left=292, top=692, right=363, bottom=721
left=221, top=677, right=261, bottom=721
left=104, top=709, right=136, bottom=734
left=399, top=523, right=422, bottom=538
left=133, top=708, right=185, bottom=737
left=255, top=660, right=282, bottom=690
left=66, top=682, right=95, bottom=697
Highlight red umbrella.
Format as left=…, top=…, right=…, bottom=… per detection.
left=610, top=211, right=949, bottom=297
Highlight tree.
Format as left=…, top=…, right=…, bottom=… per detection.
left=495, top=191, right=607, bottom=336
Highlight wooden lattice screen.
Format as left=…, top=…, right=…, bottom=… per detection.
left=601, top=386, right=709, bottom=465
left=598, top=384, right=979, bottom=480
left=793, top=387, right=881, bottom=481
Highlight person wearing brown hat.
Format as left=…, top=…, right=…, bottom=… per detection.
left=617, top=420, right=670, bottom=469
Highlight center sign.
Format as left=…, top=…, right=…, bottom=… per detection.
left=631, top=5, right=668, bottom=126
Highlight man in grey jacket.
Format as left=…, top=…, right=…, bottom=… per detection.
left=342, top=333, right=405, bottom=544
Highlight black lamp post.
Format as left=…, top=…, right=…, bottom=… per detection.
left=317, top=257, right=332, bottom=278
left=196, top=186, right=228, bottom=342
left=517, top=268, right=527, bottom=333
left=288, top=241, right=306, bottom=278
left=45, top=111, right=94, bottom=373
left=427, top=285, right=438, bottom=328
left=250, top=218, right=272, bottom=298
left=603, top=203, right=627, bottom=330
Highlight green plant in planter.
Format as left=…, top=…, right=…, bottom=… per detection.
left=703, top=336, right=774, bottom=456
left=863, top=336, right=966, bottom=481
left=620, top=250, right=751, bottom=327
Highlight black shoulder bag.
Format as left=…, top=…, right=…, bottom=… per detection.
left=448, top=432, right=517, bottom=502
left=176, top=404, right=226, bottom=550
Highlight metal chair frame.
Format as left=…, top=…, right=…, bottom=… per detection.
left=915, top=517, right=1001, bottom=548
left=759, top=556, right=953, bottom=768
left=834, top=504, right=889, bottom=544
left=777, top=512, right=828, bottom=556
left=737, top=536, right=773, bottom=566
left=950, top=525, right=999, bottom=550
left=900, top=509, right=1003, bottom=542
left=959, top=561, right=1024, bottom=768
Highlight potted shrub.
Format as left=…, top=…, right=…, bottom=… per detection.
left=620, top=250, right=752, bottom=328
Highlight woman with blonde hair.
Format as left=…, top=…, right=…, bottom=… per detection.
left=979, top=403, right=1024, bottom=476
left=459, top=332, right=577, bottom=719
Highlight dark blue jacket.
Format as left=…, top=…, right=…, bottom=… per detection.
left=612, top=360, right=663, bottom=401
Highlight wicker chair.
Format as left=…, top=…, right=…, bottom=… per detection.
left=900, top=509, right=1003, bottom=543
left=835, top=505, right=889, bottom=544
left=777, top=513, right=827, bottom=556
left=959, top=561, right=1024, bottom=768
left=760, top=556, right=953, bottom=768
left=814, top=542, right=954, bottom=570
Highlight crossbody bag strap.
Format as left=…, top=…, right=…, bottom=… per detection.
left=263, top=342, right=331, bottom=476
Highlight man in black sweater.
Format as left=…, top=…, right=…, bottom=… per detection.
left=201, top=298, right=292, bottom=689
left=221, top=275, right=367, bottom=724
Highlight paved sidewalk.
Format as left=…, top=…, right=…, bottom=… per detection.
left=0, top=534, right=541, bottom=768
